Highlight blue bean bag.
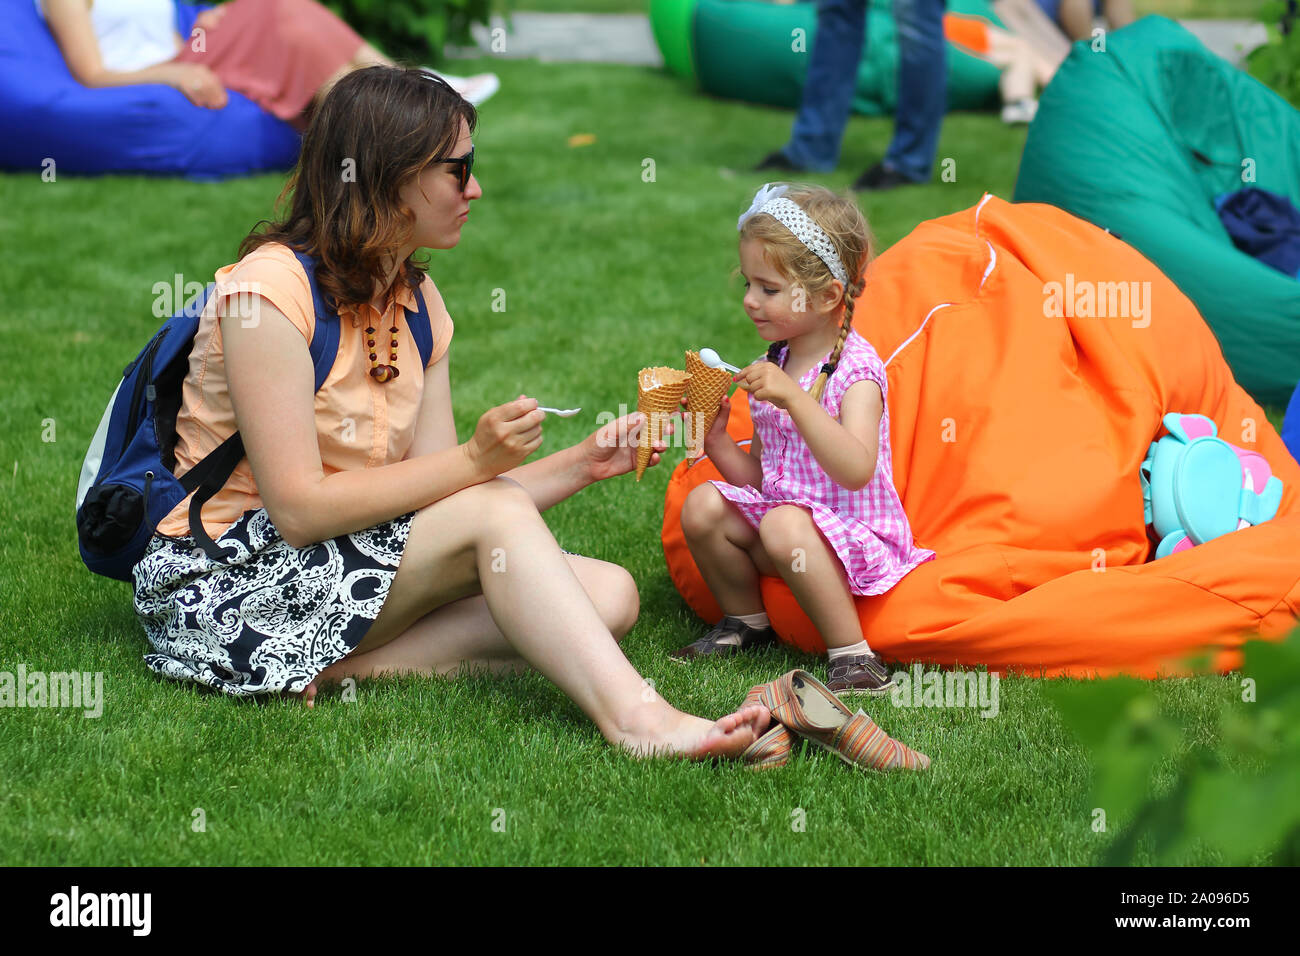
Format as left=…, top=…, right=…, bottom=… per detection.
left=1285, top=382, right=1300, bottom=465
left=0, top=0, right=300, bottom=180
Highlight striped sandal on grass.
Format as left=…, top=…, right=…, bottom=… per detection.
left=739, top=684, right=795, bottom=770
left=760, top=669, right=931, bottom=772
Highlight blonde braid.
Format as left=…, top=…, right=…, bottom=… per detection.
left=810, top=279, right=860, bottom=402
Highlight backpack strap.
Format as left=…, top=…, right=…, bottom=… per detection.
left=184, top=433, right=247, bottom=561
left=184, top=251, right=341, bottom=561
left=293, top=251, right=342, bottom=391
left=406, top=287, right=435, bottom=369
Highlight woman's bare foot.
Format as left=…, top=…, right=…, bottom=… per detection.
left=617, top=703, right=771, bottom=760
left=295, top=668, right=769, bottom=765
left=296, top=680, right=318, bottom=708
left=293, top=660, right=348, bottom=708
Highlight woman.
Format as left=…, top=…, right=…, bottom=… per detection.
left=39, top=0, right=495, bottom=128
left=132, top=66, right=767, bottom=759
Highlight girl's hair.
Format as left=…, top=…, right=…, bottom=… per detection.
left=740, top=184, right=874, bottom=402
left=239, top=67, right=477, bottom=311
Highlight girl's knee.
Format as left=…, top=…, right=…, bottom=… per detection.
left=682, top=483, right=724, bottom=540
left=758, top=505, right=810, bottom=550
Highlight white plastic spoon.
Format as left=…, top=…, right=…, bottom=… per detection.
left=699, top=347, right=742, bottom=374
left=539, top=406, right=582, bottom=417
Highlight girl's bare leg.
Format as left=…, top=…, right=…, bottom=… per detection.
left=307, top=478, right=767, bottom=757
left=757, top=505, right=865, bottom=651
left=681, top=483, right=781, bottom=615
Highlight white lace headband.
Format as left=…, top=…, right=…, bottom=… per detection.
left=736, top=183, right=849, bottom=286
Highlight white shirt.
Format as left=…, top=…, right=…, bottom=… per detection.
left=38, top=0, right=180, bottom=73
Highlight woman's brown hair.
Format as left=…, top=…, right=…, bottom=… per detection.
left=739, top=184, right=874, bottom=402
left=239, top=66, right=477, bottom=311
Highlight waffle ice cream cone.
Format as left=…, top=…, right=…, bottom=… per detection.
left=683, top=350, right=733, bottom=463
left=635, top=366, right=691, bottom=481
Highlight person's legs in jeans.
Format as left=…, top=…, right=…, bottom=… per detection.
left=781, top=0, right=868, bottom=172
left=880, top=0, right=948, bottom=182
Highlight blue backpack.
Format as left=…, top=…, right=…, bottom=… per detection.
left=75, top=251, right=433, bottom=581
left=1139, top=412, right=1284, bottom=560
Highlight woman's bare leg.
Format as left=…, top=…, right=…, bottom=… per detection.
left=1101, top=0, right=1135, bottom=31
left=307, top=478, right=767, bottom=757
left=1058, top=0, right=1096, bottom=41
left=314, top=554, right=639, bottom=685
left=988, top=32, right=1038, bottom=104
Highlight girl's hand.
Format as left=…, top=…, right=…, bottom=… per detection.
left=680, top=390, right=734, bottom=454
left=464, top=396, right=546, bottom=480
left=164, top=63, right=227, bottom=109
left=583, top=412, right=673, bottom=481
left=732, top=361, right=799, bottom=410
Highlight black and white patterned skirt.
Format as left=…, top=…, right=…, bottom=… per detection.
left=133, top=507, right=416, bottom=697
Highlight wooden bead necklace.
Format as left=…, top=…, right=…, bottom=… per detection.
left=366, top=322, right=400, bottom=383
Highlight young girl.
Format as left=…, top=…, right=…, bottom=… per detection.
left=674, top=183, right=935, bottom=696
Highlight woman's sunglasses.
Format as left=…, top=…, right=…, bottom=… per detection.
left=436, top=147, right=475, bottom=192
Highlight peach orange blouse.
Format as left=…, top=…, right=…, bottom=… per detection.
left=156, top=243, right=454, bottom=540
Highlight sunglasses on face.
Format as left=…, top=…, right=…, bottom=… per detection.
left=436, top=147, right=475, bottom=192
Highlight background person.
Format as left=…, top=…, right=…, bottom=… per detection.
left=756, top=0, right=949, bottom=191
left=1035, top=0, right=1135, bottom=41
left=38, top=0, right=496, bottom=131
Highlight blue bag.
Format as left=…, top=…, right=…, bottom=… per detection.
left=75, top=251, right=433, bottom=581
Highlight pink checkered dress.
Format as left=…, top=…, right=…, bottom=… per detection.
left=710, top=330, right=935, bottom=596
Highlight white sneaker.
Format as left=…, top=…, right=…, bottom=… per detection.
left=1000, top=98, right=1039, bottom=125
left=420, top=68, right=500, bottom=106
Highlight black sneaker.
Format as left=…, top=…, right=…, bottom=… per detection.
left=851, top=161, right=924, bottom=192
left=671, top=616, right=778, bottom=662
left=754, top=150, right=805, bottom=174
left=826, top=652, right=897, bottom=696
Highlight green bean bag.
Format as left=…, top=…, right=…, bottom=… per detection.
left=1014, top=16, right=1300, bottom=406
left=649, top=0, right=1003, bottom=116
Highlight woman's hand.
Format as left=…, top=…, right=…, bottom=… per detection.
left=463, top=396, right=546, bottom=480
left=732, top=361, right=799, bottom=410
left=193, top=5, right=230, bottom=32
left=581, top=412, right=674, bottom=482
left=163, top=62, right=228, bottom=109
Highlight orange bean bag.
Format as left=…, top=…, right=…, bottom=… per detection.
left=662, top=196, right=1300, bottom=678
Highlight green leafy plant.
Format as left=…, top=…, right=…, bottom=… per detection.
left=325, top=0, right=507, bottom=65
left=1046, top=627, right=1300, bottom=865
left=1247, top=1, right=1300, bottom=107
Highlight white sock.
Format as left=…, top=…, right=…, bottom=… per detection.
left=712, top=611, right=769, bottom=646
left=827, top=639, right=870, bottom=661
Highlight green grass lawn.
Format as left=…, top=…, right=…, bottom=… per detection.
left=0, top=56, right=1283, bottom=866
left=509, top=1, right=1270, bottom=20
